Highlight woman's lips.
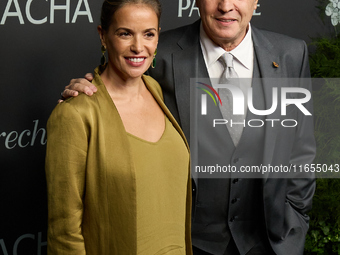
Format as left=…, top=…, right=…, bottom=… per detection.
left=125, top=57, right=146, bottom=67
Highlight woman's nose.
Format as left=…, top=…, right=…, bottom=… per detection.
left=130, top=36, right=143, bottom=53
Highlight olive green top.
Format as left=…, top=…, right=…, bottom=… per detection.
left=128, top=116, right=189, bottom=254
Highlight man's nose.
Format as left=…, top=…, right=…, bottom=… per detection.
left=218, top=0, right=236, bottom=13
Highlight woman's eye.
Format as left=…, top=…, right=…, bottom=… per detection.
left=145, top=32, right=155, bottom=38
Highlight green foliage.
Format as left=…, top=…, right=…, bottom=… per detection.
left=310, top=37, right=340, bottom=78
left=305, top=220, right=340, bottom=254
left=304, top=36, right=340, bottom=254
left=305, top=178, right=340, bottom=254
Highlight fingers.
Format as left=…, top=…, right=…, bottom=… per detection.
left=64, top=77, right=97, bottom=98
left=84, top=73, right=94, bottom=81
left=62, top=88, right=79, bottom=99
left=60, top=73, right=96, bottom=101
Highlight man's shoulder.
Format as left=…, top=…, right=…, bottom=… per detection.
left=158, top=20, right=200, bottom=50
left=252, top=26, right=306, bottom=49
left=160, top=22, right=194, bottom=37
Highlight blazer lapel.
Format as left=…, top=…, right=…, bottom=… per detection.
left=172, top=20, right=209, bottom=187
left=252, top=27, right=284, bottom=170
left=173, top=20, right=209, bottom=140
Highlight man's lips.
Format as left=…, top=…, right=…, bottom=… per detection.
left=215, top=17, right=237, bottom=23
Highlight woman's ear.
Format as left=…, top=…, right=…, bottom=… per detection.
left=97, top=25, right=106, bottom=47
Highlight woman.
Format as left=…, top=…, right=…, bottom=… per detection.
left=45, top=0, right=192, bottom=254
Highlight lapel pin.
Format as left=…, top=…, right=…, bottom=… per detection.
left=272, top=61, right=279, bottom=68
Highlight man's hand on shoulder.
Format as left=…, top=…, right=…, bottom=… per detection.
left=58, top=73, right=97, bottom=103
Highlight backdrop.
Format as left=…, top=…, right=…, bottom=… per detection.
left=0, top=0, right=335, bottom=254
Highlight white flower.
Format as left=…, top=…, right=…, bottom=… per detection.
left=326, top=3, right=335, bottom=16
left=331, top=16, right=338, bottom=26
left=326, top=4, right=333, bottom=16
left=326, top=0, right=340, bottom=26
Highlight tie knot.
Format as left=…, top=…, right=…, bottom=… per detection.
left=219, top=53, right=234, bottom=68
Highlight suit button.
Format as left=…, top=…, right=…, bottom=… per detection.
left=230, top=216, right=238, bottom=222
left=233, top=158, right=239, bottom=163
left=233, top=178, right=239, bottom=184
left=192, top=188, right=195, bottom=192
left=231, top=198, right=238, bottom=204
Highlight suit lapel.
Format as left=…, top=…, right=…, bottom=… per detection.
left=252, top=27, right=284, bottom=169
left=172, top=20, right=208, bottom=186
left=173, top=20, right=209, bottom=139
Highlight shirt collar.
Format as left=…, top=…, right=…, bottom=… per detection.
left=200, top=23, right=253, bottom=70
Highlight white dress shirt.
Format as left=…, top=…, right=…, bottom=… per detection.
left=200, top=23, right=254, bottom=111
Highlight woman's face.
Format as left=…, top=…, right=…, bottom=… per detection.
left=99, top=4, right=159, bottom=80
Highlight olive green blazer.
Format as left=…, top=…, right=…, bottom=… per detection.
left=45, top=67, right=192, bottom=255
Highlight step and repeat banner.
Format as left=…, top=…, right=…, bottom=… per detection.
left=0, top=0, right=334, bottom=254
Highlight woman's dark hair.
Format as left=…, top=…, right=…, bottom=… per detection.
left=100, top=0, right=161, bottom=31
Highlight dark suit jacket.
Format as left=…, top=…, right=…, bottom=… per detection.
left=149, top=20, right=316, bottom=255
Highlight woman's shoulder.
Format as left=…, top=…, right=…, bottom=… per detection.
left=56, top=67, right=106, bottom=113
left=48, top=77, right=107, bottom=124
left=48, top=92, right=95, bottom=123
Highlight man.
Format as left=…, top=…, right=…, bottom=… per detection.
left=62, top=0, right=316, bottom=254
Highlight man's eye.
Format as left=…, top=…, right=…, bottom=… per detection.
left=119, top=32, right=130, bottom=37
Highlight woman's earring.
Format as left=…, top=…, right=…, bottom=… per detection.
left=151, top=48, right=157, bottom=68
left=101, top=45, right=107, bottom=66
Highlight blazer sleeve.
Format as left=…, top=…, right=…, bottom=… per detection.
left=287, top=40, right=316, bottom=213
left=267, top=41, right=316, bottom=255
left=45, top=101, right=88, bottom=255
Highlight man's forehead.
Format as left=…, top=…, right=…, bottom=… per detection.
left=196, top=0, right=258, bottom=5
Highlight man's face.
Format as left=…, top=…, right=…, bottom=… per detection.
left=197, top=0, right=258, bottom=50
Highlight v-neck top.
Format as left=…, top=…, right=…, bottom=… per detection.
left=127, top=116, right=189, bottom=254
